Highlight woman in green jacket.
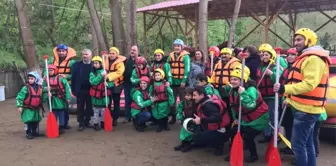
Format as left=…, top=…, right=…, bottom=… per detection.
left=151, top=49, right=172, bottom=86
left=130, top=56, right=151, bottom=87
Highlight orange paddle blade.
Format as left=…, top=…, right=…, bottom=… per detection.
left=264, top=137, right=274, bottom=162
left=104, top=107, right=113, bottom=132
left=230, top=132, right=244, bottom=166
left=267, top=147, right=282, bottom=166
left=46, top=112, right=59, bottom=138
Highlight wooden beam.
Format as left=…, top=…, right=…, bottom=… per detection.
left=236, top=23, right=262, bottom=46
left=315, top=15, right=336, bottom=32
left=146, top=11, right=185, bottom=20
left=249, top=10, right=265, bottom=26
left=264, top=0, right=269, bottom=42
left=268, top=0, right=288, bottom=24
left=143, top=12, right=147, bottom=57
left=167, top=18, right=177, bottom=37
left=269, top=29, right=291, bottom=46
left=154, top=18, right=167, bottom=48
left=176, top=19, right=186, bottom=37
left=278, top=15, right=294, bottom=30
left=147, top=15, right=160, bottom=31
left=318, top=9, right=336, bottom=22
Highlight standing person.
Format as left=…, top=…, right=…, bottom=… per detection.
left=274, top=28, right=330, bottom=166
left=189, top=50, right=205, bottom=88
left=242, top=45, right=261, bottom=81
left=130, top=57, right=150, bottom=87
left=104, top=47, right=126, bottom=127
left=123, top=45, right=140, bottom=123
left=50, top=44, right=76, bottom=129
left=151, top=49, right=172, bottom=85
left=205, top=46, right=220, bottom=77
left=16, top=72, right=45, bottom=139
left=71, top=49, right=93, bottom=131
left=167, top=39, right=191, bottom=124
left=89, top=56, right=113, bottom=131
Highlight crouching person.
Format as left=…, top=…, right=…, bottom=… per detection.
left=131, top=76, right=156, bottom=132
left=174, top=87, right=195, bottom=152
left=224, top=68, right=269, bottom=163
left=191, top=86, right=231, bottom=156
left=150, top=69, right=175, bottom=132
left=89, top=56, right=113, bottom=131
left=16, top=72, right=46, bottom=139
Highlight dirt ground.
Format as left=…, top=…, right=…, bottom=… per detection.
left=0, top=99, right=335, bottom=166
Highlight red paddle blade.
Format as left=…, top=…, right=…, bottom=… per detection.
left=46, top=112, right=59, bottom=138
left=267, top=147, right=282, bottom=166
left=230, top=132, right=244, bottom=166
left=104, top=107, right=113, bottom=132
left=264, top=137, right=274, bottom=162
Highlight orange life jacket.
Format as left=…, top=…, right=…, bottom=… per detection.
left=130, top=89, right=150, bottom=111
left=105, top=55, right=126, bottom=87
left=23, top=84, right=42, bottom=110
left=256, top=65, right=275, bottom=97
left=153, top=82, right=168, bottom=102
left=286, top=50, right=330, bottom=106
left=52, top=47, right=76, bottom=74
left=89, top=74, right=111, bottom=99
left=213, top=57, right=240, bottom=88
left=48, top=75, right=65, bottom=99
left=169, top=51, right=189, bottom=79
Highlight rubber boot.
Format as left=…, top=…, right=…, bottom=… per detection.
left=101, top=122, right=105, bottom=129
left=174, top=141, right=186, bottom=151
left=25, top=124, right=34, bottom=139
left=163, top=117, right=170, bottom=131
left=59, top=126, right=65, bottom=135
left=94, top=123, right=100, bottom=131
left=181, top=141, right=192, bottom=152
left=169, top=110, right=176, bottom=125
left=136, top=123, right=145, bottom=132
left=31, top=122, right=44, bottom=137
left=156, top=119, right=163, bottom=133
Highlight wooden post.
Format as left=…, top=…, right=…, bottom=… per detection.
left=264, top=0, right=269, bottom=42
left=198, top=0, right=208, bottom=56
left=227, top=0, right=242, bottom=47
left=143, top=12, right=147, bottom=57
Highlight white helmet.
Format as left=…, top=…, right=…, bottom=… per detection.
left=183, top=118, right=199, bottom=134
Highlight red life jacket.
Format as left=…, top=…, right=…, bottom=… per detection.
left=48, top=75, right=65, bottom=98
left=183, top=100, right=195, bottom=118
left=23, top=84, right=42, bottom=109
left=229, top=89, right=268, bottom=123
left=256, top=65, right=275, bottom=97
left=152, top=63, right=164, bottom=71
left=153, top=82, right=168, bottom=102
left=130, top=89, right=150, bottom=111
left=136, top=66, right=150, bottom=78
left=280, top=67, right=289, bottom=85
left=89, top=75, right=111, bottom=99
left=196, top=95, right=231, bottom=131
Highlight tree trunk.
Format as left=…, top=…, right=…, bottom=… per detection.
left=198, top=0, right=208, bottom=58
left=87, top=0, right=109, bottom=52
left=126, top=0, right=137, bottom=51
left=227, top=0, right=242, bottom=48
left=110, top=0, right=126, bottom=55
left=15, top=0, right=40, bottom=72
left=90, top=23, right=99, bottom=56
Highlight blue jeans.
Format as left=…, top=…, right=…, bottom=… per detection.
left=124, top=82, right=132, bottom=119
left=136, top=112, right=152, bottom=125
left=53, top=109, right=65, bottom=126
left=291, top=111, right=320, bottom=166
left=264, top=99, right=275, bottom=137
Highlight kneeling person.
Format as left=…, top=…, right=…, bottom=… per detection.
left=195, top=73, right=221, bottom=98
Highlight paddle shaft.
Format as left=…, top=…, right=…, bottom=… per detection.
left=210, top=53, right=214, bottom=74
left=256, top=62, right=273, bottom=88
left=44, top=59, right=53, bottom=112
left=273, top=54, right=280, bottom=147
left=102, top=54, right=108, bottom=108
left=238, top=58, right=246, bottom=132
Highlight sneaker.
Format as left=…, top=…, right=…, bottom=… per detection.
left=113, top=121, right=118, bottom=127
left=174, top=143, right=184, bottom=151
left=64, top=125, right=71, bottom=130
left=59, top=128, right=65, bottom=135
left=156, top=126, right=163, bottom=133
left=136, top=125, right=145, bottom=132
left=181, top=142, right=192, bottom=152
left=78, top=125, right=85, bottom=131
left=93, top=124, right=100, bottom=131
left=32, top=132, right=45, bottom=137
left=245, top=155, right=258, bottom=163
left=26, top=134, right=34, bottom=139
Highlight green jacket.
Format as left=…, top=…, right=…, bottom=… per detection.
left=89, top=69, right=114, bottom=107
left=176, top=100, right=194, bottom=141
left=167, top=52, right=191, bottom=86
left=131, top=89, right=153, bottom=118
left=151, top=62, right=173, bottom=85
left=130, top=66, right=151, bottom=86
left=16, top=85, right=47, bottom=123
left=258, top=64, right=283, bottom=100
left=149, top=82, right=175, bottom=119
left=229, top=86, right=269, bottom=131
left=205, top=84, right=221, bottom=97
left=43, top=76, right=71, bottom=110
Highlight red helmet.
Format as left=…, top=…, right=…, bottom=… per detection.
left=208, top=46, right=220, bottom=57
left=287, top=48, right=298, bottom=55
left=140, top=76, right=150, bottom=83
left=48, top=64, right=58, bottom=74
left=136, top=57, right=147, bottom=66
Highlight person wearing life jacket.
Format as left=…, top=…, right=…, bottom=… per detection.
left=150, top=68, right=175, bottom=132
left=167, top=39, right=191, bottom=124
left=89, top=56, right=114, bottom=131
left=274, top=28, right=330, bottom=166
left=195, top=73, right=221, bottom=98
left=151, top=49, right=172, bottom=85
left=50, top=44, right=76, bottom=81
left=174, top=87, right=196, bottom=152
left=131, top=76, right=157, bottom=132
left=206, top=46, right=220, bottom=77
left=223, top=68, right=269, bottom=163
left=44, top=65, right=72, bottom=135
left=256, top=44, right=284, bottom=143
left=130, top=56, right=150, bottom=87
left=16, top=72, right=46, bottom=139
left=211, top=47, right=241, bottom=89
left=104, top=47, right=126, bottom=127
left=191, top=86, right=231, bottom=156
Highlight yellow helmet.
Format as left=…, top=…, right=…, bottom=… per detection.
left=109, top=47, right=120, bottom=55
left=92, top=56, right=103, bottom=63
left=220, top=48, right=233, bottom=57
left=259, top=43, right=276, bottom=60
left=154, top=49, right=165, bottom=56
left=230, top=67, right=250, bottom=83
left=295, top=28, right=318, bottom=47
left=154, top=68, right=165, bottom=80
left=207, top=77, right=214, bottom=84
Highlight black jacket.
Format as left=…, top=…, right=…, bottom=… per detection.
left=123, top=55, right=137, bottom=83
left=197, top=96, right=221, bottom=130
left=71, top=61, right=92, bottom=96
left=245, top=54, right=261, bottom=81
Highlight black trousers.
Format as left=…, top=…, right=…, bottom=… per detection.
left=281, top=106, right=294, bottom=142
left=76, top=90, right=92, bottom=125
left=231, top=126, right=261, bottom=156
left=193, top=130, right=230, bottom=148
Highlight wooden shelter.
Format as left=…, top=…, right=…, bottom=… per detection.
left=137, top=0, right=336, bottom=56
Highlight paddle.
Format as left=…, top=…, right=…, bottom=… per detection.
left=102, top=52, right=113, bottom=132
left=230, top=52, right=248, bottom=166
left=257, top=59, right=275, bottom=88
left=43, top=55, right=59, bottom=138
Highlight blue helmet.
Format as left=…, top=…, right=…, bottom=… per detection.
left=27, top=71, right=41, bottom=84
left=173, top=39, right=184, bottom=46
left=56, top=44, right=68, bottom=51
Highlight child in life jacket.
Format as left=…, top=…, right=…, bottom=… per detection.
left=44, top=64, right=72, bottom=134
left=150, top=68, right=175, bottom=132
left=256, top=44, right=283, bottom=143
left=151, top=49, right=172, bottom=85
left=130, top=56, right=150, bottom=87
left=224, top=68, right=269, bottom=163
left=131, top=76, right=156, bottom=132
left=195, top=73, right=221, bottom=98
left=89, top=56, right=114, bottom=131
left=16, top=72, right=46, bottom=139
left=174, top=87, right=195, bottom=152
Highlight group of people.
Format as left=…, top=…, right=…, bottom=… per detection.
left=16, top=27, right=329, bottom=166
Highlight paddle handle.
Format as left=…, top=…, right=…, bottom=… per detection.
left=210, top=52, right=214, bottom=74
left=43, top=56, right=53, bottom=112
left=237, top=53, right=248, bottom=132
left=273, top=47, right=282, bottom=147
left=256, top=62, right=273, bottom=87
left=102, top=53, right=109, bottom=108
